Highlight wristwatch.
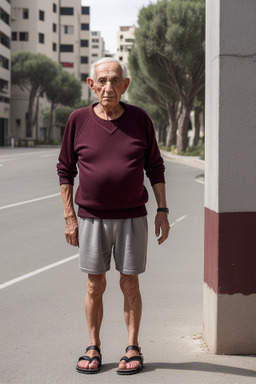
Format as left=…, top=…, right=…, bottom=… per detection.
left=157, top=207, right=169, bottom=214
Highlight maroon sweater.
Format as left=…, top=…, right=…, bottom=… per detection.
left=57, top=102, right=165, bottom=219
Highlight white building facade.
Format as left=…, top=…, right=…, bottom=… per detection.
left=116, top=25, right=136, bottom=74
left=10, top=0, right=90, bottom=144
left=0, top=0, right=11, bottom=146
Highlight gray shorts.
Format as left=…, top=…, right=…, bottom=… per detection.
left=78, top=217, right=148, bottom=275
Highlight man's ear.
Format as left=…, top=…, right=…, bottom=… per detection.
left=122, top=78, right=130, bottom=94
left=87, top=77, right=95, bottom=92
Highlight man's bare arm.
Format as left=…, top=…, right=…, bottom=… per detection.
left=152, top=183, right=170, bottom=245
left=60, top=184, right=79, bottom=247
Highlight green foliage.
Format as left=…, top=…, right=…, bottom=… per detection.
left=44, top=70, right=81, bottom=108
left=11, top=51, right=58, bottom=92
left=11, top=50, right=83, bottom=141
left=12, top=51, right=59, bottom=137
left=129, top=0, right=205, bottom=151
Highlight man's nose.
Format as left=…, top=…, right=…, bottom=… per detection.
left=105, top=80, right=112, bottom=92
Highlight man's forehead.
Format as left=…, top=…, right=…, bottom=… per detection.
left=95, top=62, right=122, bottom=78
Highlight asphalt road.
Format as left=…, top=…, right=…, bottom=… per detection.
left=1, top=147, right=255, bottom=384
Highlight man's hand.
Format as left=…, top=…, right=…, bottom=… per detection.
left=65, top=216, right=79, bottom=246
left=155, top=211, right=170, bottom=245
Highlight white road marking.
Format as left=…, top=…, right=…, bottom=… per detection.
left=0, top=193, right=61, bottom=211
left=0, top=215, right=188, bottom=290
left=170, top=214, right=188, bottom=227
left=0, top=254, right=79, bottom=290
left=0, top=150, right=58, bottom=160
left=40, top=154, right=58, bottom=158
left=176, top=215, right=188, bottom=222
left=0, top=158, right=15, bottom=162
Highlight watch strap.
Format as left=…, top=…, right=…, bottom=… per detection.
left=157, top=207, right=169, bottom=214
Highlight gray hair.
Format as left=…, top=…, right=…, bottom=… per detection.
left=89, top=57, right=129, bottom=80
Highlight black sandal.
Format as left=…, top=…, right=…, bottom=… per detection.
left=116, top=345, right=144, bottom=375
left=76, top=345, right=102, bottom=374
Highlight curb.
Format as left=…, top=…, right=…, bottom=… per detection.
left=161, top=150, right=205, bottom=170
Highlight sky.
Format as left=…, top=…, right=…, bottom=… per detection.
left=81, top=0, right=158, bottom=53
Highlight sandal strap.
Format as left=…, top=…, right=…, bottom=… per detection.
left=126, top=345, right=141, bottom=354
left=78, top=355, right=101, bottom=364
left=120, top=355, right=143, bottom=364
left=85, top=345, right=101, bottom=355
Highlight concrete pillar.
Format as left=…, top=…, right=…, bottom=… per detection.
left=204, top=0, right=256, bottom=354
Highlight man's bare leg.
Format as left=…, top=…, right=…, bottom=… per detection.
left=118, top=273, right=142, bottom=370
left=77, top=273, right=106, bottom=370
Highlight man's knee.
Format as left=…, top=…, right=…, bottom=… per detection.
left=87, top=273, right=106, bottom=298
left=120, top=274, right=140, bottom=297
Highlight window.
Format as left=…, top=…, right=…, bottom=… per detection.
left=81, top=73, right=88, bottom=82
left=52, top=42, right=57, bottom=51
left=0, top=31, right=10, bottom=48
left=16, top=119, right=21, bottom=128
left=0, top=7, right=10, bottom=25
left=39, top=33, right=44, bottom=44
left=81, top=23, right=89, bottom=31
left=119, top=57, right=123, bottom=61
left=19, top=32, right=29, bottom=41
left=53, top=23, right=57, bottom=32
left=60, top=44, right=73, bottom=52
left=80, top=39, right=89, bottom=47
left=39, top=10, right=45, bottom=21
left=80, top=56, right=88, bottom=64
left=64, top=25, right=74, bottom=34
left=92, top=53, right=98, bottom=57
left=53, top=3, right=57, bottom=13
left=92, top=45, right=99, bottom=49
left=0, top=55, right=9, bottom=70
left=92, top=31, right=97, bottom=36
left=23, top=8, right=29, bottom=19
left=81, top=6, right=89, bottom=15
left=12, top=32, right=17, bottom=41
left=0, top=78, right=8, bottom=93
left=60, top=7, right=73, bottom=15
left=92, top=39, right=99, bottom=43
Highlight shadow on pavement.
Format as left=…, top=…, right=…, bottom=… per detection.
left=143, top=362, right=256, bottom=377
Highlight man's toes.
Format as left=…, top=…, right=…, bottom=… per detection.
left=126, top=361, right=140, bottom=369
left=118, top=360, right=127, bottom=370
left=78, top=360, right=90, bottom=369
left=89, top=359, right=99, bottom=370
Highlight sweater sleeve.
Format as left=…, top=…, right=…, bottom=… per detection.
left=57, top=112, right=78, bottom=186
left=144, top=115, right=165, bottom=186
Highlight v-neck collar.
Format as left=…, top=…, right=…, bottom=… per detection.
left=90, top=102, right=127, bottom=135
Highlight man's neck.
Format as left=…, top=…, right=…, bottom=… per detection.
left=94, top=103, right=124, bottom=121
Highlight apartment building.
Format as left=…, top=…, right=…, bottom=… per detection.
left=10, top=0, right=90, bottom=144
left=0, top=0, right=11, bottom=146
left=116, top=25, right=136, bottom=102
left=90, top=31, right=105, bottom=63
left=60, top=0, right=90, bottom=100
left=116, top=25, right=136, bottom=73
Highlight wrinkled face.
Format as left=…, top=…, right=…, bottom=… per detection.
left=87, top=61, right=130, bottom=109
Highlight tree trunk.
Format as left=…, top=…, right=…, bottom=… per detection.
left=192, top=107, right=201, bottom=146
left=177, top=101, right=194, bottom=152
left=26, top=86, right=38, bottom=138
left=165, top=103, right=178, bottom=149
left=47, top=102, right=55, bottom=142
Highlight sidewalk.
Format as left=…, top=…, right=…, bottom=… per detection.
left=161, top=149, right=205, bottom=170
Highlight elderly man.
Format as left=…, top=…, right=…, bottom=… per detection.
left=57, top=57, right=170, bottom=375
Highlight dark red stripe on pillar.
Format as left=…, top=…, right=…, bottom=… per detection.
left=204, top=208, right=256, bottom=295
